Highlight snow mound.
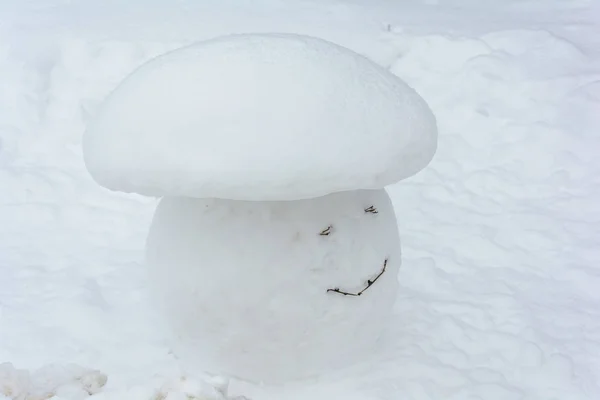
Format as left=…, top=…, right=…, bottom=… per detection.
left=0, top=364, right=250, bottom=400
left=89, top=375, right=250, bottom=400
left=0, top=362, right=106, bottom=400
left=82, top=33, right=437, bottom=201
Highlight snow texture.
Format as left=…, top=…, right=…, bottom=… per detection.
left=0, top=363, right=248, bottom=400
left=1, top=0, right=600, bottom=399
left=82, top=33, right=437, bottom=201
left=0, top=362, right=106, bottom=399
left=147, top=190, right=400, bottom=383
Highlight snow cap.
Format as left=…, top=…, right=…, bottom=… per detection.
left=83, top=33, right=437, bottom=201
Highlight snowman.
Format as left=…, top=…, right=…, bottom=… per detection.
left=82, top=33, right=437, bottom=384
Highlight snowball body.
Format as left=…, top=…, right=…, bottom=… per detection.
left=146, top=189, right=400, bottom=383
left=82, top=33, right=437, bottom=201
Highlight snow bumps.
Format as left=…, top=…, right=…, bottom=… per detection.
left=82, top=33, right=437, bottom=383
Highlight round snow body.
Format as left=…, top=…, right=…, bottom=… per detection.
left=146, top=189, right=400, bottom=383
left=82, top=33, right=437, bottom=201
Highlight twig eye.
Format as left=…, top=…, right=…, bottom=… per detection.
left=319, top=225, right=332, bottom=236
left=364, top=206, right=378, bottom=214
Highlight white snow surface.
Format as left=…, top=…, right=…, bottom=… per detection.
left=0, top=362, right=247, bottom=400
left=0, top=362, right=107, bottom=399
left=146, top=190, right=399, bottom=383
left=1, top=0, right=600, bottom=399
left=82, top=33, right=437, bottom=201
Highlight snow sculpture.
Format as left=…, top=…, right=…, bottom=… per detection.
left=82, top=33, right=437, bottom=383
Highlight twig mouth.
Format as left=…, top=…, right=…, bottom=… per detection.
left=327, top=258, right=389, bottom=297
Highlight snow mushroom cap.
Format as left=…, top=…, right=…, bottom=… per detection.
left=82, top=33, right=437, bottom=201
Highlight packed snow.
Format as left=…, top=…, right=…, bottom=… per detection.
left=0, top=362, right=248, bottom=400
left=1, top=0, right=600, bottom=399
left=0, top=363, right=106, bottom=400
left=82, top=33, right=436, bottom=201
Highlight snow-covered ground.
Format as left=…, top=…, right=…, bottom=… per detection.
left=1, top=0, right=599, bottom=399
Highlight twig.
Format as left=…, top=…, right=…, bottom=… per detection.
left=327, top=259, right=388, bottom=297
left=364, top=205, right=378, bottom=214
left=319, top=225, right=332, bottom=236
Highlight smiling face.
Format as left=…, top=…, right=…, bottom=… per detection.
left=145, top=189, right=401, bottom=383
